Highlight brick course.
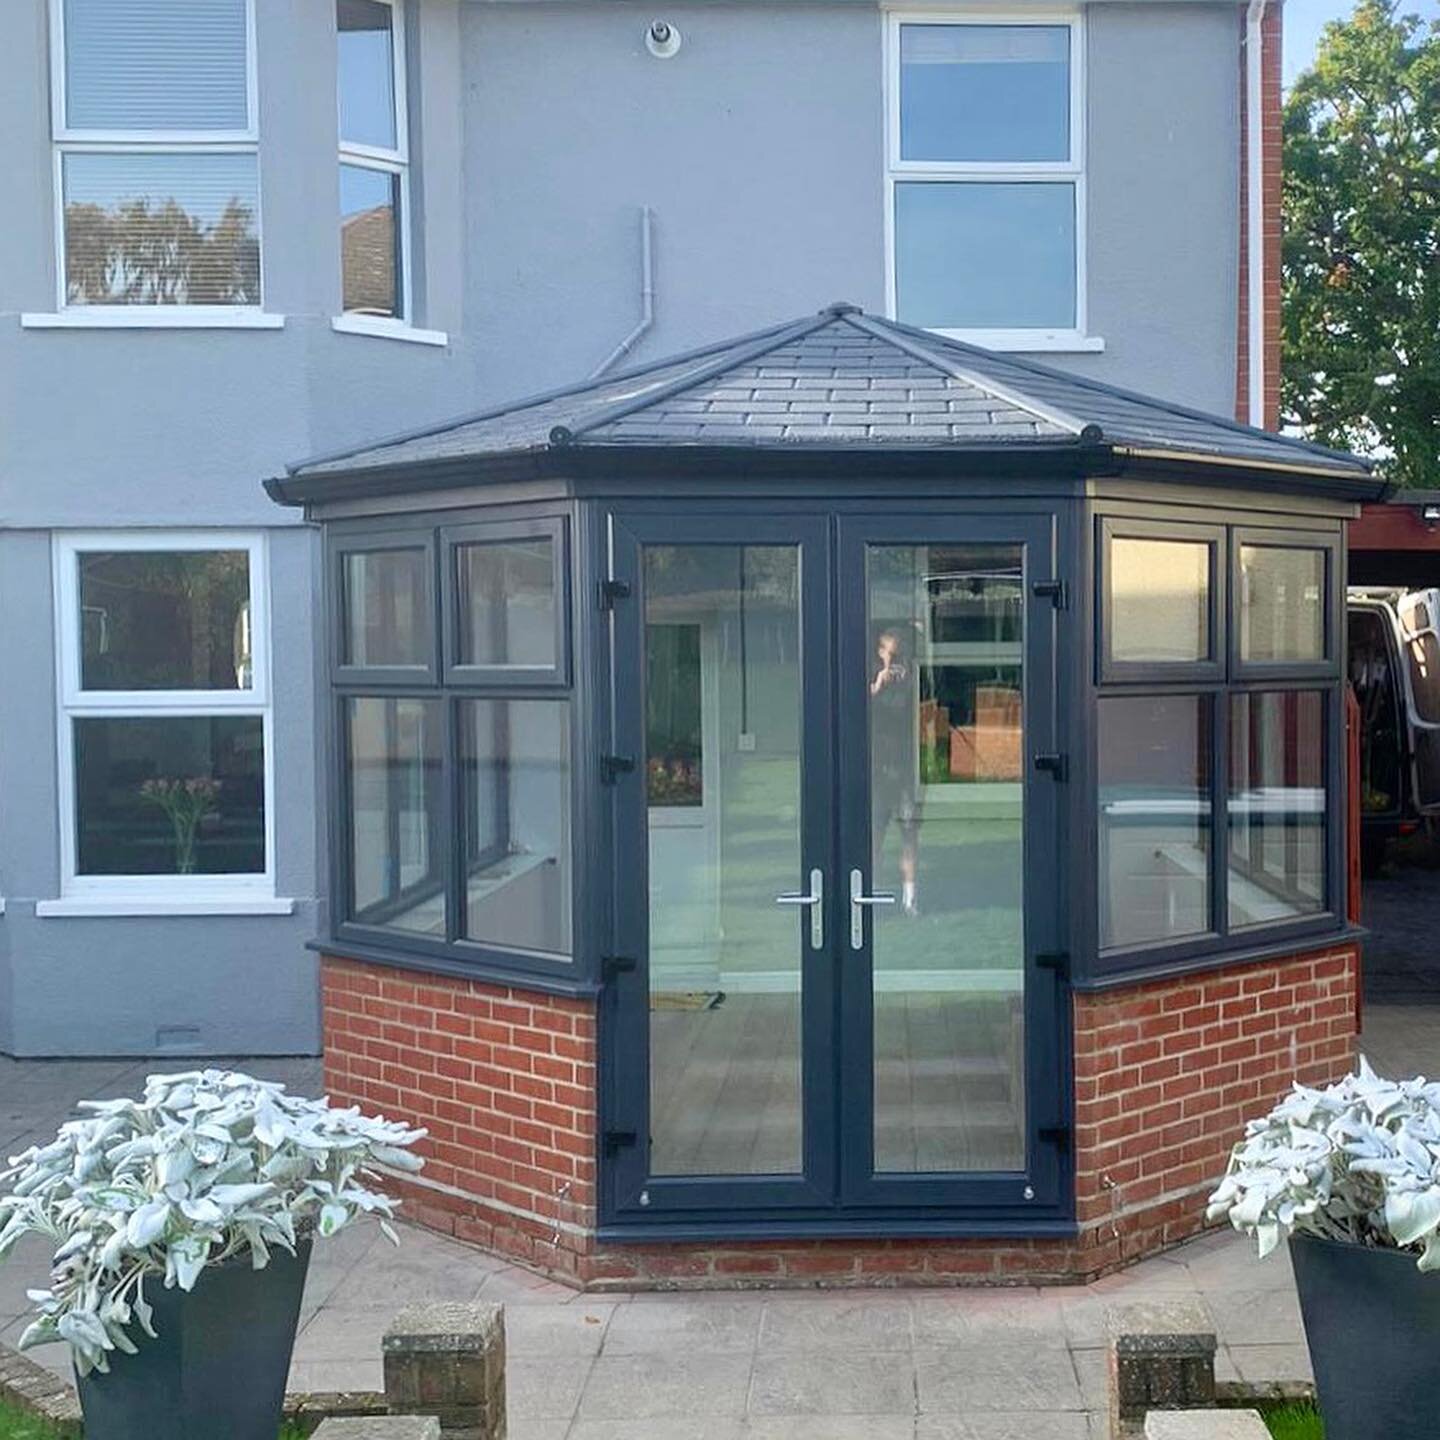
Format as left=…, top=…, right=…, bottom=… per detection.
left=321, top=940, right=1358, bottom=1290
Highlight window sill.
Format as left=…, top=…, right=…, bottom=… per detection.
left=36, top=896, right=297, bottom=918
left=331, top=314, right=448, bottom=347
left=21, top=309, right=286, bottom=331
left=926, top=327, right=1105, bottom=354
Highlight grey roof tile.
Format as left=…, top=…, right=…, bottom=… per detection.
left=287, top=305, right=1374, bottom=483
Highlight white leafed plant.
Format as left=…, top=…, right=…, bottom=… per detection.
left=0, top=1069, right=425, bottom=1375
left=1209, top=1057, right=1440, bottom=1271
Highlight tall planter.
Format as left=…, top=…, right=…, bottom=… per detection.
left=1291, top=1233, right=1440, bottom=1440
left=76, top=1239, right=312, bottom=1440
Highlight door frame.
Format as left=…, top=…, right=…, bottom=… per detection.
left=604, top=509, right=840, bottom=1219
left=598, top=502, right=1072, bottom=1236
left=834, top=512, right=1068, bottom=1213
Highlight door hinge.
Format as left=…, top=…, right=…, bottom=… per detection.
left=600, top=754, right=636, bottom=784
left=1034, top=752, right=1068, bottom=782
left=603, top=1129, right=638, bottom=1157
left=1035, top=950, right=1070, bottom=977
left=1031, top=578, right=1067, bottom=610
left=602, top=955, right=637, bottom=982
left=599, top=578, right=631, bottom=610
left=1039, top=1124, right=1071, bottom=1153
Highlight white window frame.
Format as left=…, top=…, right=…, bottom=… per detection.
left=44, top=531, right=289, bottom=917
left=335, top=0, right=416, bottom=335
left=883, top=7, right=1101, bottom=353
left=40, top=0, right=271, bottom=327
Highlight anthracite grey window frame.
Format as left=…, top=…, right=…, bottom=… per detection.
left=1088, top=510, right=1348, bottom=984
left=326, top=505, right=588, bottom=993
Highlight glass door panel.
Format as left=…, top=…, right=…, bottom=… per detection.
left=864, top=544, right=1027, bottom=1174
left=643, top=543, right=805, bottom=1178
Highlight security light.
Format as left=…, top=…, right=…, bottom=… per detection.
left=1423, top=504, right=1440, bottom=524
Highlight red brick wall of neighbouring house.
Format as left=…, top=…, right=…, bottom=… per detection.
left=321, top=942, right=1358, bottom=1290
left=1236, top=1, right=1284, bottom=429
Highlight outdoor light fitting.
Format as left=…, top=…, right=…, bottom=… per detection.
left=646, top=19, right=682, bottom=57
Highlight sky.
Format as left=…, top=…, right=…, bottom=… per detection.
left=1284, top=0, right=1440, bottom=86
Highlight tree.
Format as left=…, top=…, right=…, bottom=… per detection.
left=1282, top=0, right=1440, bottom=486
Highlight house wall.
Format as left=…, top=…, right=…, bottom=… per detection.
left=320, top=941, right=1357, bottom=1286
left=0, top=0, right=1250, bottom=1056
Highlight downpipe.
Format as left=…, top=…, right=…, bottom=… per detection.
left=592, top=205, right=655, bottom=378
left=1245, top=0, right=1268, bottom=427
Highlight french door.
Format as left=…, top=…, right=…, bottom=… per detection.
left=603, top=509, right=1067, bottom=1230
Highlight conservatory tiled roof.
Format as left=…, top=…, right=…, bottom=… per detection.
left=281, top=303, right=1375, bottom=486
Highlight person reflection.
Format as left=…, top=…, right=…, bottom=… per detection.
left=870, top=627, right=922, bottom=916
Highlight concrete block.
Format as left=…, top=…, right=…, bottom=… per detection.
left=313, top=1420, right=441, bottom=1440
left=1145, top=1410, right=1271, bottom=1438
left=383, top=1301, right=506, bottom=1440
left=1108, top=1300, right=1219, bottom=1435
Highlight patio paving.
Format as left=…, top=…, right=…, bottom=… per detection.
left=0, top=1035, right=1420, bottom=1439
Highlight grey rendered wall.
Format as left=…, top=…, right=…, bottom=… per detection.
left=0, top=0, right=482, bottom=1055
left=458, top=0, right=1242, bottom=413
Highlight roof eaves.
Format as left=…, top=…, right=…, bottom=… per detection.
left=841, top=311, right=1088, bottom=438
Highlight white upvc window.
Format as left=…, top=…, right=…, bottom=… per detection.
left=884, top=9, right=1098, bottom=352
left=45, top=0, right=267, bottom=322
left=45, top=533, right=290, bottom=917
left=335, top=0, right=415, bottom=334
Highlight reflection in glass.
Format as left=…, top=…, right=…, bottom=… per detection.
left=899, top=24, right=1070, bottom=163
left=1099, top=695, right=1212, bottom=949
left=79, top=550, right=252, bottom=691
left=340, top=164, right=401, bottom=318
left=342, top=548, right=428, bottom=669
left=866, top=545, right=1025, bottom=1174
left=346, top=697, right=444, bottom=934
left=1240, top=546, right=1325, bottom=662
left=461, top=700, right=572, bottom=958
left=338, top=0, right=398, bottom=150
left=1229, top=692, right=1325, bottom=926
left=63, top=152, right=260, bottom=306
left=1110, top=537, right=1210, bottom=664
left=644, top=545, right=803, bottom=1176
left=74, top=715, right=264, bottom=876
left=895, top=182, right=1076, bottom=331
left=1349, top=607, right=1402, bottom=817
left=456, top=538, right=557, bottom=669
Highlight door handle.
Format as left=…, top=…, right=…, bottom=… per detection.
left=775, top=867, right=824, bottom=950
left=849, top=868, right=895, bottom=950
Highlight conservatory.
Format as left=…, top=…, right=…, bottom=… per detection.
left=268, top=304, right=1379, bottom=1285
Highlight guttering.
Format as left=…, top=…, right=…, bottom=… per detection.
left=591, top=205, right=655, bottom=378
left=1245, top=0, right=1268, bottom=428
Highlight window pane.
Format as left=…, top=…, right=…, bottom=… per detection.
left=74, top=715, right=264, bottom=876
left=456, top=537, right=557, bottom=669
left=64, top=0, right=249, bottom=132
left=646, top=624, right=703, bottom=806
left=1110, top=537, right=1210, bottom=664
left=895, top=182, right=1075, bottom=330
left=342, top=548, right=429, bottom=668
left=900, top=24, right=1070, bottom=163
left=338, top=0, right=398, bottom=151
left=1099, top=695, right=1212, bottom=949
left=79, top=550, right=251, bottom=691
left=346, top=697, right=445, bottom=934
left=63, top=152, right=260, bottom=306
left=1240, top=546, right=1326, bottom=663
left=461, top=700, right=572, bottom=958
left=340, top=164, right=401, bottom=318
left=1229, top=692, right=1326, bottom=925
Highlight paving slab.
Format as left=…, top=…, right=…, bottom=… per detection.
left=748, top=1349, right=916, bottom=1416
left=915, top=1345, right=1085, bottom=1413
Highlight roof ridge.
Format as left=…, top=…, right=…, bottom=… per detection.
left=839, top=312, right=1087, bottom=438
left=284, top=313, right=814, bottom=476
left=559, top=309, right=843, bottom=444
left=878, top=314, right=1371, bottom=471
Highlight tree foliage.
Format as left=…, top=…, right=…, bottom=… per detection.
left=1282, top=0, right=1440, bottom=486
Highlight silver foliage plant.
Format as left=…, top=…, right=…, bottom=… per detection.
left=1208, top=1056, right=1440, bottom=1271
left=0, top=1069, right=426, bottom=1375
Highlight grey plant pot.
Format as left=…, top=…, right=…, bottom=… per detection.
left=1291, top=1232, right=1440, bottom=1440
left=75, top=1238, right=312, bottom=1440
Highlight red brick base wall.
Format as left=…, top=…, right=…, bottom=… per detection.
left=321, top=942, right=1359, bottom=1289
